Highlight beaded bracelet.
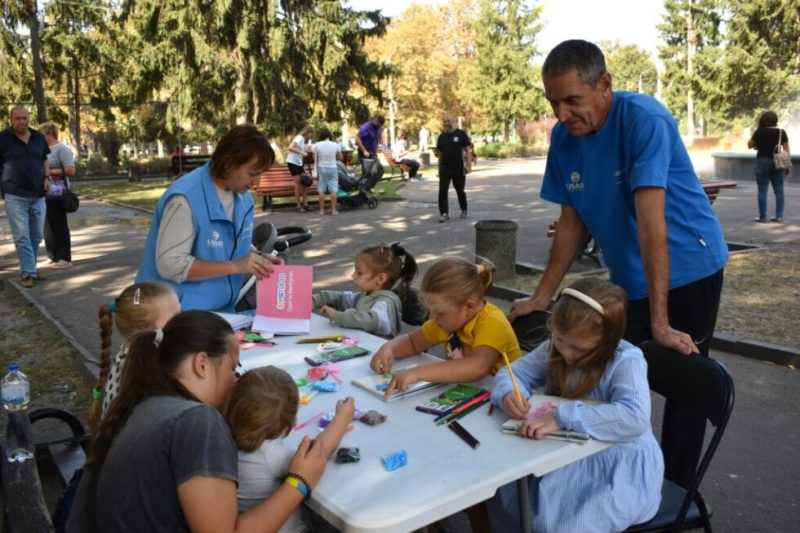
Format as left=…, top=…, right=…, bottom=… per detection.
left=284, top=473, right=312, bottom=502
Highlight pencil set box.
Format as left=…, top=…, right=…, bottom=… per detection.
left=415, top=384, right=487, bottom=416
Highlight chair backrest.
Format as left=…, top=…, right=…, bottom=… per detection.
left=639, top=340, right=735, bottom=523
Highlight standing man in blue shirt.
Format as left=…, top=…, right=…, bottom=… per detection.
left=0, top=106, right=51, bottom=288
left=508, top=40, right=727, bottom=489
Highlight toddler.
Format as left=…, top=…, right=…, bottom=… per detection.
left=313, top=242, right=418, bottom=337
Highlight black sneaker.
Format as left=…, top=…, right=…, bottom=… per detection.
left=439, top=213, right=449, bottom=223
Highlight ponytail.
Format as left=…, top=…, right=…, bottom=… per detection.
left=389, top=242, right=418, bottom=299
left=476, top=262, right=496, bottom=296
left=88, top=301, right=116, bottom=431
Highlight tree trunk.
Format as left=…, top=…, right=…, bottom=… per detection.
left=27, top=3, right=47, bottom=123
left=503, top=120, right=510, bottom=143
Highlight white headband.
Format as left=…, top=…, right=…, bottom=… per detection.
left=153, top=328, right=164, bottom=346
left=560, top=288, right=605, bottom=316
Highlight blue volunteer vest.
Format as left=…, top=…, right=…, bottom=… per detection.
left=136, top=163, right=254, bottom=312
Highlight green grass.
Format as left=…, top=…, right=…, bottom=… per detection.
left=73, top=177, right=405, bottom=212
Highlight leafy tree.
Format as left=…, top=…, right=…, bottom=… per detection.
left=721, top=0, right=800, bottom=120
left=459, top=0, right=546, bottom=141
left=658, top=0, right=725, bottom=139
left=368, top=1, right=475, bottom=144
left=600, top=41, right=658, bottom=96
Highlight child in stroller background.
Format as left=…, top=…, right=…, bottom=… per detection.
left=336, top=159, right=380, bottom=210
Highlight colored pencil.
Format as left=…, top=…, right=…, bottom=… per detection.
left=501, top=351, right=523, bottom=404
left=448, top=420, right=480, bottom=449
left=437, top=397, right=491, bottom=425
left=432, top=391, right=491, bottom=423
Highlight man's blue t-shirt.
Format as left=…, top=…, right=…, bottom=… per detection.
left=541, top=91, right=727, bottom=300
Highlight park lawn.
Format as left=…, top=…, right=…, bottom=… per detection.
left=74, top=179, right=404, bottom=212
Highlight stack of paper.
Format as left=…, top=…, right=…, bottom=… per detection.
left=213, top=312, right=254, bottom=331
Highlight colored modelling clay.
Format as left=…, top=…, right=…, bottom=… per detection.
left=336, top=447, right=361, bottom=464
left=295, top=378, right=308, bottom=387
left=359, top=410, right=387, bottom=426
left=382, top=450, right=408, bottom=471
left=307, top=367, right=329, bottom=381
left=312, top=381, right=339, bottom=392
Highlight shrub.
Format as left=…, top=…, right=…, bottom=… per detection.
left=475, top=142, right=545, bottom=159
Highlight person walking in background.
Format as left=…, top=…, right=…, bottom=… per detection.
left=433, top=115, right=473, bottom=222
left=748, top=110, right=790, bottom=223
left=286, top=125, right=314, bottom=212
left=0, top=106, right=50, bottom=288
left=418, top=126, right=430, bottom=153
left=40, top=122, right=76, bottom=268
left=312, top=127, right=341, bottom=215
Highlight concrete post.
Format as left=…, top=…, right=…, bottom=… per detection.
left=475, top=220, right=518, bottom=280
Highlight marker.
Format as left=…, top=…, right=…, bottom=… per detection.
left=448, top=420, right=480, bottom=449
left=296, top=335, right=347, bottom=344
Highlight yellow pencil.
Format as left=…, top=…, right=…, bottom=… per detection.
left=501, top=351, right=523, bottom=404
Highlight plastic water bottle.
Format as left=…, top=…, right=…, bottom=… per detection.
left=2, top=363, right=34, bottom=463
left=2, top=363, right=30, bottom=412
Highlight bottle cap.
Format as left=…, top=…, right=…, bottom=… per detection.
left=8, top=363, right=19, bottom=371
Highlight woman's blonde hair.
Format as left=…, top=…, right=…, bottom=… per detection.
left=226, top=366, right=299, bottom=453
left=88, top=282, right=175, bottom=431
left=546, top=277, right=627, bottom=399
left=420, top=257, right=495, bottom=305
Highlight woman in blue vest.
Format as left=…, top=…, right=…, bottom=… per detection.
left=137, top=125, right=278, bottom=312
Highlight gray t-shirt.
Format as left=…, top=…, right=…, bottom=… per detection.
left=67, top=396, right=238, bottom=532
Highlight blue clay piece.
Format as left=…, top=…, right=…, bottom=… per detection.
left=375, top=383, right=389, bottom=391
left=382, top=450, right=408, bottom=471
left=312, top=381, right=339, bottom=392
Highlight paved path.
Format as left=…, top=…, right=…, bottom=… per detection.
left=1, top=158, right=798, bottom=531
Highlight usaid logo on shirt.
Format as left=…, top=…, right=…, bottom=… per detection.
left=566, top=171, right=584, bottom=192
left=207, top=230, right=224, bottom=248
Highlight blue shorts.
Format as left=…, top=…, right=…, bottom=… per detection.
left=317, top=166, right=338, bottom=193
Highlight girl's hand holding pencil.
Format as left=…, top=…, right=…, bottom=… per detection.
left=502, top=392, right=531, bottom=419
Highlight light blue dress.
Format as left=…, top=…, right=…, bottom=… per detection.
left=488, top=340, right=663, bottom=533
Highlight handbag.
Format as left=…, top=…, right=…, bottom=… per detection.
left=773, top=129, right=792, bottom=171
left=62, top=187, right=80, bottom=213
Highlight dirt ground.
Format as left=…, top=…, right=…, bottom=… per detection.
left=500, top=244, right=800, bottom=350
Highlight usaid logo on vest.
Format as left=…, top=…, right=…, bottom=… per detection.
left=566, top=171, right=584, bottom=191
left=207, top=230, right=224, bottom=248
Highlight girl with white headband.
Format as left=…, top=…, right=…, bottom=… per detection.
left=487, top=277, right=664, bottom=532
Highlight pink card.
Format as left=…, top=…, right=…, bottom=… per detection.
left=253, top=265, right=313, bottom=334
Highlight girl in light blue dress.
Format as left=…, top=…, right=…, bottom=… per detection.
left=489, top=277, right=663, bottom=533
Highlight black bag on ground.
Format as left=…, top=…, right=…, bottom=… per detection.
left=62, top=189, right=80, bottom=213
left=511, top=310, right=552, bottom=352
left=399, top=287, right=428, bottom=326
left=300, top=174, right=313, bottom=188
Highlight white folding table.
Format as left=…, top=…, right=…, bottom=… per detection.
left=240, top=315, right=610, bottom=533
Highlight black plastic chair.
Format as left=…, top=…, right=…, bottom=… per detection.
left=627, top=341, right=735, bottom=533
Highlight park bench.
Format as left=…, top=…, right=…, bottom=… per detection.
left=383, top=150, right=411, bottom=179
left=700, top=178, right=737, bottom=204
left=170, top=154, right=209, bottom=176
left=254, top=165, right=317, bottom=211
left=2, top=407, right=88, bottom=531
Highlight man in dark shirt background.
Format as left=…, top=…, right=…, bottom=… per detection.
left=433, top=115, right=473, bottom=222
left=0, top=106, right=50, bottom=288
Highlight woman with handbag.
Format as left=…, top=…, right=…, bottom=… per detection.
left=40, top=123, right=76, bottom=268
left=748, top=110, right=791, bottom=223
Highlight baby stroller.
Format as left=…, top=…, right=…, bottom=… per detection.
left=336, top=160, right=379, bottom=210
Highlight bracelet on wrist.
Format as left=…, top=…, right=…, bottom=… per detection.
left=284, top=473, right=312, bottom=501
